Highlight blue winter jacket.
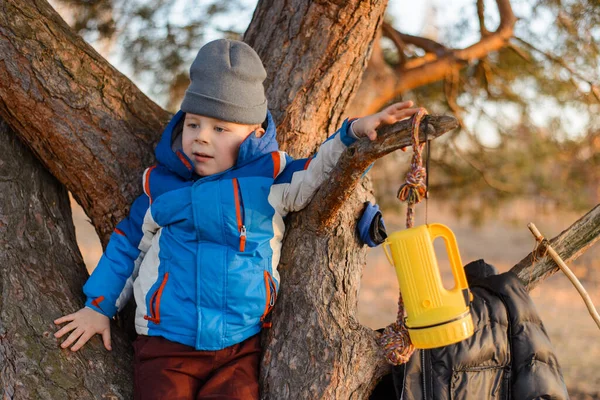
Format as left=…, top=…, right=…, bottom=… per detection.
left=83, top=110, right=357, bottom=350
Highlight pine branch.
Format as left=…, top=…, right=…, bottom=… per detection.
left=356, top=0, right=517, bottom=114
left=512, top=36, right=600, bottom=102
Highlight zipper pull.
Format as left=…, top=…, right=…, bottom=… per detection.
left=268, top=275, right=276, bottom=306
left=239, top=225, right=247, bottom=252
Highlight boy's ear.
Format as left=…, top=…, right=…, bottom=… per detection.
left=254, top=127, right=266, bottom=138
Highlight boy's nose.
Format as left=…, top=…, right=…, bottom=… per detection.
left=195, top=129, right=210, bottom=143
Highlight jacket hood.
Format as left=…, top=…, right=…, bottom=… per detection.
left=155, top=110, right=279, bottom=180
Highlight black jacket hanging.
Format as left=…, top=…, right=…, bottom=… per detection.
left=372, top=260, right=569, bottom=400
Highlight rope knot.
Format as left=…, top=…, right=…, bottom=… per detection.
left=378, top=321, right=415, bottom=365
left=397, top=165, right=427, bottom=205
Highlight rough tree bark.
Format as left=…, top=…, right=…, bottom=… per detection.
left=0, top=0, right=598, bottom=399
left=0, top=120, right=132, bottom=399
left=244, top=0, right=389, bottom=157
left=0, top=0, right=169, bottom=246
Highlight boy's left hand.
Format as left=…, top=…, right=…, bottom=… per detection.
left=351, top=101, right=422, bottom=141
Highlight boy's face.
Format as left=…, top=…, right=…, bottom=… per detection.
left=181, top=113, right=265, bottom=176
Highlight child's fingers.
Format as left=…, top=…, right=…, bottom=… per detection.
left=60, top=327, right=84, bottom=349
left=393, top=108, right=421, bottom=119
left=54, top=321, right=77, bottom=338
left=70, top=331, right=94, bottom=352
left=390, top=100, right=414, bottom=110
left=376, top=107, right=422, bottom=129
left=54, top=314, right=76, bottom=325
left=378, top=108, right=419, bottom=126
left=367, top=130, right=377, bottom=141
left=101, top=329, right=112, bottom=351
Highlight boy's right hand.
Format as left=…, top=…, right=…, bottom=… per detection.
left=54, top=307, right=112, bottom=352
left=351, top=101, right=422, bottom=141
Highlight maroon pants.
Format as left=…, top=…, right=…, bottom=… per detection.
left=133, top=334, right=261, bottom=400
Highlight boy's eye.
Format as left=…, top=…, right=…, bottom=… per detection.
left=214, top=126, right=225, bottom=133
left=187, top=123, right=199, bottom=129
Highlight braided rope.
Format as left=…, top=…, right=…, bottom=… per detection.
left=397, top=108, right=428, bottom=229
left=379, top=292, right=415, bottom=365
left=379, top=108, right=428, bottom=365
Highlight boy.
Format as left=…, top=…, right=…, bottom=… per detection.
left=55, top=39, right=419, bottom=399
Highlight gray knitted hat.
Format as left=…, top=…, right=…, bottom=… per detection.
left=180, top=39, right=268, bottom=125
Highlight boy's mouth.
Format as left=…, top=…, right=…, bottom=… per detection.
left=193, top=152, right=213, bottom=161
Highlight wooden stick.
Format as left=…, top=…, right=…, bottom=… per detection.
left=527, top=223, right=600, bottom=331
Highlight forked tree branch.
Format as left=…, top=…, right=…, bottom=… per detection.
left=0, top=0, right=170, bottom=245
left=398, top=0, right=516, bottom=91
left=307, top=115, right=459, bottom=233
left=348, top=0, right=517, bottom=116
left=510, top=203, right=600, bottom=291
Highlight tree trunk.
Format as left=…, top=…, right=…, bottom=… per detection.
left=244, top=0, right=389, bottom=157
left=0, top=120, right=133, bottom=398
left=245, top=1, right=395, bottom=397
left=261, top=196, right=386, bottom=399
left=260, top=116, right=457, bottom=399
left=344, top=34, right=401, bottom=119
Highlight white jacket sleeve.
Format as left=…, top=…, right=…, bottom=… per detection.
left=270, top=118, right=359, bottom=216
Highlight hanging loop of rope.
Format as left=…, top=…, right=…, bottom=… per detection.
left=379, top=108, right=429, bottom=365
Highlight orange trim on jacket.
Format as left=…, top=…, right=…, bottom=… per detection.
left=144, top=273, right=169, bottom=324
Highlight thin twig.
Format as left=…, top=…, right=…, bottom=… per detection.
left=527, top=223, right=600, bottom=331
left=477, top=0, right=490, bottom=37
left=381, top=22, right=407, bottom=66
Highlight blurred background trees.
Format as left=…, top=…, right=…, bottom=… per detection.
left=50, top=0, right=600, bottom=223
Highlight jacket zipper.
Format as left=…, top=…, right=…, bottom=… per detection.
left=400, top=360, right=407, bottom=400
left=232, top=178, right=246, bottom=252
left=422, top=350, right=428, bottom=399
left=260, top=271, right=277, bottom=325
left=143, top=272, right=169, bottom=324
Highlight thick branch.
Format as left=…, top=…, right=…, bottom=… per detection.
left=0, top=0, right=169, bottom=245
left=347, top=0, right=516, bottom=116
left=306, top=115, right=459, bottom=233
left=510, top=203, right=600, bottom=291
